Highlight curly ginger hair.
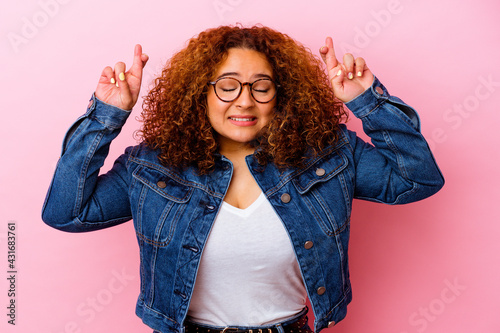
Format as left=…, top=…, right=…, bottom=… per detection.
left=139, top=25, right=347, bottom=174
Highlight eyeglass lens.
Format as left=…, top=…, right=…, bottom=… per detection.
left=215, top=78, right=277, bottom=103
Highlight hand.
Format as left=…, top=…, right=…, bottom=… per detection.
left=320, top=37, right=374, bottom=103
left=95, top=44, right=149, bottom=110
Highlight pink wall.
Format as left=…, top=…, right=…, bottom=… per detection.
left=1, top=0, right=499, bottom=332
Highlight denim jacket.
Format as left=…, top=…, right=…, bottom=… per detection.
left=42, top=77, right=444, bottom=332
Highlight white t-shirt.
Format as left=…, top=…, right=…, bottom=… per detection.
left=187, top=193, right=307, bottom=326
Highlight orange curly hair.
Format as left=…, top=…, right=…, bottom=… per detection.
left=139, top=25, right=347, bottom=174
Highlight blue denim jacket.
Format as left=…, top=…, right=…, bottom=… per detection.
left=42, top=77, right=444, bottom=332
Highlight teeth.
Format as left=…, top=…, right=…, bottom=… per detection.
left=230, top=117, right=254, bottom=121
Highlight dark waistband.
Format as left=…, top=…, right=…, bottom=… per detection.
left=184, top=308, right=310, bottom=333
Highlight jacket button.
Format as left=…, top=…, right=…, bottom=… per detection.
left=157, top=181, right=167, bottom=189
left=281, top=193, right=291, bottom=203
left=375, top=86, right=384, bottom=95
left=328, top=321, right=336, bottom=328
left=304, top=241, right=314, bottom=250
left=317, top=286, right=326, bottom=295
left=315, top=168, right=326, bottom=177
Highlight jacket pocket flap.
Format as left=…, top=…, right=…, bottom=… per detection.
left=292, top=150, right=348, bottom=194
left=132, top=166, right=193, bottom=203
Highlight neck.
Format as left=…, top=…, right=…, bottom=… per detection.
left=220, top=145, right=254, bottom=162
left=218, top=140, right=256, bottom=163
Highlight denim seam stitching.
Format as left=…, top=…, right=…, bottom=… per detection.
left=135, top=202, right=186, bottom=247
left=317, top=285, right=352, bottom=323
left=382, top=129, right=409, bottom=179
left=132, top=166, right=193, bottom=203
left=141, top=303, right=180, bottom=325
left=73, top=129, right=105, bottom=217
left=270, top=145, right=346, bottom=197
left=353, top=99, right=386, bottom=119
left=338, top=172, right=352, bottom=214
left=292, top=151, right=347, bottom=193
left=311, top=189, right=339, bottom=236
left=129, top=156, right=225, bottom=199
left=302, top=192, right=333, bottom=237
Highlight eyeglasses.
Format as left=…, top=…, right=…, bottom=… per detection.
left=208, top=77, right=279, bottom=104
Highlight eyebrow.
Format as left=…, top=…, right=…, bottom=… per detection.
left=216, top=72, right=273, bottom=80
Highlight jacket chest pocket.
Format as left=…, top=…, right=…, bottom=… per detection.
left=292, top=150, right=353, bottom=236
left=131, top=165, right=193, bottom=247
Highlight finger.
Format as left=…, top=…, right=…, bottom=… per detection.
left=354, top=57, right=367, bottom=77
left=99, top=66, right=115, bottom=85
left=114, top=62, right=127, bottom=88
left=331, top=65, right=345, bottom=91
left=130, top=44, right=148, bottom=77
left=343, top=53, right=355, bottom=80
left=320, top=37, right=339, bottom=70
left=141, top=53, right=149, bottom=65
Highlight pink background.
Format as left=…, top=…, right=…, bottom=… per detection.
left=1, top=0, right=499, bottom=332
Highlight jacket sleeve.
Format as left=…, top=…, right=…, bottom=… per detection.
left=41, top=94, right=134, bottom=232
left=343, top=76, right=445, bottom=204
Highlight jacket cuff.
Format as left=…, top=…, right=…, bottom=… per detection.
left=86, top=93, right=132, bottom=130
left=345, top=76, right=420, bottom=130
left=60, top=94, right=131, bottom=155
left=344, top=76, right=389, bottom=117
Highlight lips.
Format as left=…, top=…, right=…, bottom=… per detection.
left=228, top=115, right=258, bottom=126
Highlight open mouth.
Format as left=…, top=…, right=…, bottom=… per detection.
left=228, top=117, right=256, bottom=122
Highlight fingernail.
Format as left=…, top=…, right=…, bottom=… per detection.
left=336, top=69, right=342, bottom=76
left=110, top=78, right=116, bottom=84
left=119, top=72, right=125, bottom=81
left=348, top=72, right=354, bottom=80
left=357, top=71, right=363, bottom=77
left=116, top=82, right=119, bottom=87
left=320, top=46, right=326, bottom=53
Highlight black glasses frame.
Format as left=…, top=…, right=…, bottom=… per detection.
left=208, top=77, right=279, bottom=104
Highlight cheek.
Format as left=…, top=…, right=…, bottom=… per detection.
left=206, top=92, right=228, bottom=124
left=206, top=92, right=219, bottom=119
left=262, top=103, right=276, bottom=122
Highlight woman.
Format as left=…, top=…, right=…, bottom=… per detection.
left=42, top=25, right=444, bottom=333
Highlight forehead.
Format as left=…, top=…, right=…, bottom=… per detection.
left=214, top=48, right=273, bottom=77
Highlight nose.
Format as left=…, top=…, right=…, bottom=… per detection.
left=235, top=84, right=255, bottom=107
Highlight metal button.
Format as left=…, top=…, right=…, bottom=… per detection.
left=304, top=241, right=314, bottom=250
left=327, top=321, right=336, bottom=328
left=315, top=168, right=326, bottom=177
left=280, top=193, right=291, bottom=203
left=157, top=180, right=167, bottom=189
left=375, top=86, right=384, bottom=95
left=317, top=286, right=326, bottom=295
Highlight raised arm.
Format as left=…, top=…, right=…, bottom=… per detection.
left=319, top=37, right=444, bottom=203
left=42, top=45, right=148, bottom=232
